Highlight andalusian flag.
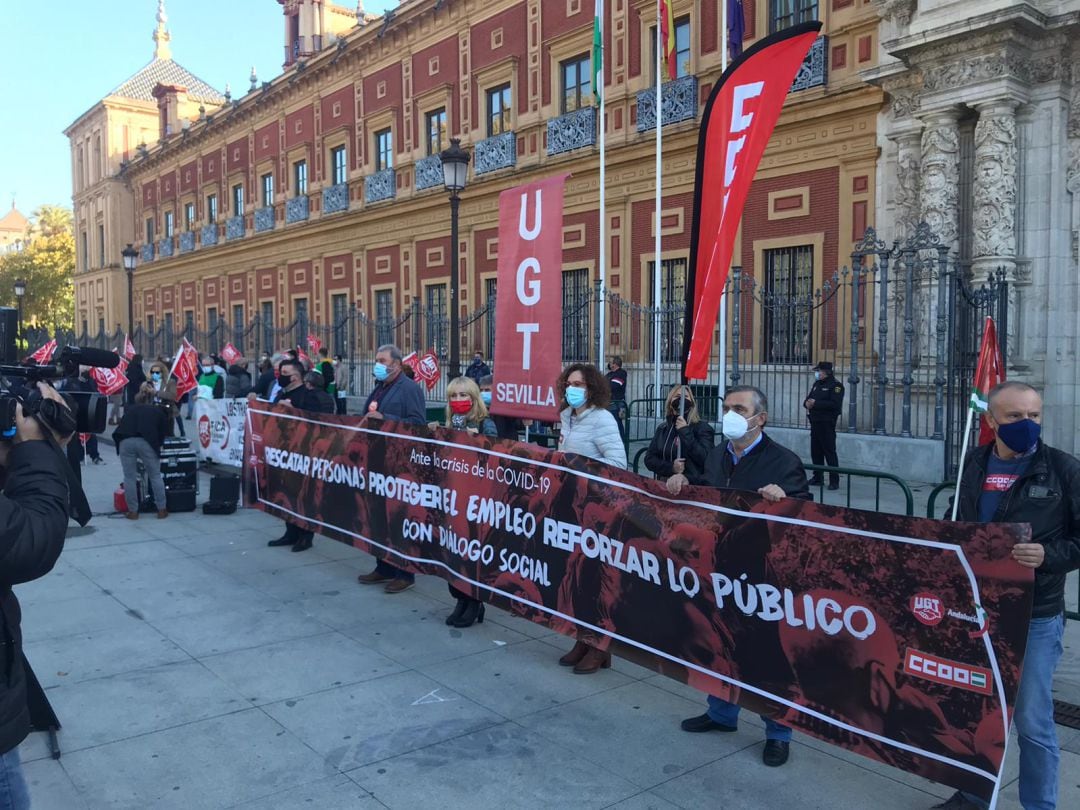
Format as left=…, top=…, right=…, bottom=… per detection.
left=970, top=317, right=1004, bottom=444
left=593, top=1, right=603, bottom=102
left=660, top=0, right=677, bottom=80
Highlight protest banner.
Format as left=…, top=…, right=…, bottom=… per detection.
left=244, top=403, right=1032, bottom=804
left=194, top=397, right=248, bottom=467
left=489, top=175, right=566, bottom=422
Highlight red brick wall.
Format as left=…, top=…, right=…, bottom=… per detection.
left=142, top=180, right=157, bottom=207
left=254, top=122, right=279, bottom=163
left=628, top=2, right=642, bottom=79
left=629, top=192, right=694, bottom=302
left=226, top=136, right=249, bottom=173
left=470, top=4, right=529, bottom=124
left=201, top=152, right=221, bottom=185
left=179, top=160, right=198, bottom=194
left=540, top=0, right=593, bottom=107
left=159, top=171, right=176, bottom=202
left=701, top=0, right=719, bottom=55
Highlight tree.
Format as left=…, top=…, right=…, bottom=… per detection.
left=0, top=205, right=75, bottom=329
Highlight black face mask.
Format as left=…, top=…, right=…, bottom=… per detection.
left=279, top=374, right=291, bottom=387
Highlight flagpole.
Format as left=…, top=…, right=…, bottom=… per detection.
left=652, top=1, right=663, bottom=418
left=597, top=0, right=607, bottom=369
left=716, top=0, right=728, bottom=397
left=950, top=407, right=976, bottom=520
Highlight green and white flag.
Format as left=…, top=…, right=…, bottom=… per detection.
left=593, top=0, right=603, bottom=102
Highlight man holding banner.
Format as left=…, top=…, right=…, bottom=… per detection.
left=937, top=382, right=1080, bottom=810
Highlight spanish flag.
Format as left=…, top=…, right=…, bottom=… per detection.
left=660, top=0, right=677, bottom=80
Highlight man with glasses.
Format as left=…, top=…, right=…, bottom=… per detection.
left=665, top=385, right=810, bottom=767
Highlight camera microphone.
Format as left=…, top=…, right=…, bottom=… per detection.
left=59, top=346, right=121, bottom=369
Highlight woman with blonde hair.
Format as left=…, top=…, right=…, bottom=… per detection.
left=644, top=385, right=715, bottom=482
left=148, top=360, right=182, bottom=437
left=442, top=376, right=497, bottom=627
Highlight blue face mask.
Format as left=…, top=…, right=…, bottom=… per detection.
left=480, top=391, right=492, bottom=406
left=997, top=419, right=1041, bottom=454
left=565, top=387, right=587, bottom=409
left=151, top=372, right=162, bottom=382
left=373, top=362, right=389, bottom=381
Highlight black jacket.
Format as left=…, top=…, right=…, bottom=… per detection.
left=644, top=419, right=715, bottom=480
left=253, top=369, right=276, bottom=399
left=125, top=364, right=147, bottom=404
left=363, top=373, right=426, bottom=425
left=113, top=403, right=170, bottom=455
left=306, top=387, right=336, bottom=414
left=955, top=441, right=1080, bottom=618
left=686, top=432, right=811, bottom=501
left=225, top=366, right=252, bottom=399
left=465, top=359, right=491, bottom=383
left=606, top=368, right=628, bottom=402
left=805, top=374, right=844, bottom=424
left=1, top=441, right=70, bottom=754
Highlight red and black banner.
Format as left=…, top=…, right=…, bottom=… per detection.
left=244, top=403, right=1032, bottom=803
left=682, top=22, right=822, bottom=380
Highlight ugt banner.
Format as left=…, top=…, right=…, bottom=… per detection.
left=244, top=403, right=1032, bottom=804
left=489, top=174, right=567, bottom=422
left=194, top=397, right=248, bottom=467
left=682, top=22, right=822, bottom=380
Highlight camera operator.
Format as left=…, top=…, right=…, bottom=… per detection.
left=0, top=383, right=73, bottom=809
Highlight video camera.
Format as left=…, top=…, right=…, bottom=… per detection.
left=0, top=307, right=117, bottom=440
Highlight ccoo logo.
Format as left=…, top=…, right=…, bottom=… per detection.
left=197, top=414, right=212, bottom=449
left=911, top=592, right=943, bottom=626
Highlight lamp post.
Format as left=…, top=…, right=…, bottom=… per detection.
left=13, top=279, right=26, bottom=345
left=122, top=243, right=138, bottom=337
left=440, top=137, right=470, bottom=380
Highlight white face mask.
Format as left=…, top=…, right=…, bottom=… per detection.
left=722, top=410, right=758, bottom=441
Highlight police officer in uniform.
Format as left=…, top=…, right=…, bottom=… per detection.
left=804, top=361, right=844, bottom=489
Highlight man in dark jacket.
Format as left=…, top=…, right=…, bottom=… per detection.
left=605, top=356, right=629, bottom=444
left=253, top=356, right=276, bottom=400
left=1, top=384, right=72, bottom=809
left=357, top=344, right=426, bottom=593
left=464, top=351, right=490, bottom=384
left=303, top=371, right=337, bottom=415
left=804, top=360, right=844, bottom=489
left=666, top=385, right=810, bottom=769
left=933, top=382, right=1080, bottom=810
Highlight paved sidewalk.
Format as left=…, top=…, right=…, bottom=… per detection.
left=14, top=459, right=1080, bottom=809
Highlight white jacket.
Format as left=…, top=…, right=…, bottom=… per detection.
left=558, top=406, right=627, bottom=469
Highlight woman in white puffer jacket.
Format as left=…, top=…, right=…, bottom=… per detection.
left=553, top=363, right=627, bottom=675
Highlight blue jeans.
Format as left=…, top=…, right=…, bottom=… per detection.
left=0, top=747, right=30, bottom=810
left=962, top=612, right=1065, bottom=810
left=707, top=694, right=792, bottom=742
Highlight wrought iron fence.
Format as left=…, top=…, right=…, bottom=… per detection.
left=25, top=225, right=1003, bottom=478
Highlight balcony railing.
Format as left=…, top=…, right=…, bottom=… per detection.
left=140, top=243, right=154, bottom=262
left=254, top=206, right=275, bottom=233
left=158, top=237, right=174, bottom=259
left=225, top=215, right=246, bottom=241
left=285, top=195, right=309, bottom=224
left=475, top=131, right=516, bottom=175
left=179, top=231, right=196, bottom=253
left=547, top=106, right=597, bottom=156
left=636, top=75, right=698, bottom=132
left=791, top=35, right=828, bottom=92
left=201, top=224, right=218, bottom=247
left=365, top=168, right=396, bottom=204
left=322, top=183, right=350, bottom=214
left=415, top=154, right=443, bottom=191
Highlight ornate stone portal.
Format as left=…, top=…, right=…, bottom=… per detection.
left=971, top=100, right=1018, bottom=277
left=917, top=110, right=960, bottom=255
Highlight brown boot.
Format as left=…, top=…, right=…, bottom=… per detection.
left=125, top=512, right=139, bottom=520
left=573, top=646, right=611, bottom=674
left=157, top=510, right=168, bottom=519
left=558, top=640, right=590, bottom=667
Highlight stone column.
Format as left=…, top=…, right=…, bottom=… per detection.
left=971, top=99, right=1020, bottom=281
left=888, top=126, right=923, bottom=241
left=918, top=108, right=962, bottom=254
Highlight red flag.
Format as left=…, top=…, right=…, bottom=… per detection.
left=682, top=22, right=822, bottom=380
left=969, top=317, right=1005, bottom=446
left=490, top=174, right=567, bottom=422
left=402, top=351, right=419, bottom=373
left=30, top=339, right=57, bottom=364
left=171, top=339, right=200, bottom=399
left=416, top=350, right=441, bottom=392
left=296, top=346, right=310, bottom=367
left=306, top=333, right=322, bottom=355
left=91, top=353, right=129, bottom=396
left=659, top=1, right=677, bottom=80
left=220, top=342, right=243, bottom=365
left=122, top=334, right=136, bottom=360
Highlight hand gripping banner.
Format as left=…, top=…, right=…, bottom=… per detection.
left=682, top=22, right=822, bottom=380
left=244, top=403, right=1032, bottom=804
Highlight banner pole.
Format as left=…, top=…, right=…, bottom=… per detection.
left=950, top=406, right=976, bottom=521
left=652, top=1, right=663, bottom=418
left=717, top=0, right=728, bottom=397
left=597, top=0, right=607, bottom=369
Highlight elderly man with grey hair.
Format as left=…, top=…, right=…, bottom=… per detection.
left=356, top=344, right=427, bottom=593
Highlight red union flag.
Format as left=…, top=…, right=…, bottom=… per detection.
left=91, top=354, right=129, bottom=396
left=296, top=346, right=311, bottom=367
left=969, top=317, right=1004, bottom=446
left=122, top=333, right=136, bottom=360
left=682, top=22, right=822, bottom=380
left=416, top=350, right=441, bottom=391
left=490, top=174, right=567, bottom=421
left=307, top=333, right=322, bottom=354
left=30, top=339, right=57, bottom=364
left=171, top=338, right=200, bottom=399
left=220, top=342, right=243, bottom=365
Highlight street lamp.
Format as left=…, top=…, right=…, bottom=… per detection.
left=440, top=137, right=470, bottom=380
left=122, top=243, right=139, bottom=337
left=13, top=279, right=26, bottom=344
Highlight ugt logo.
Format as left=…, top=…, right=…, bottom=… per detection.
left=911, top=592, right=943, bottom=626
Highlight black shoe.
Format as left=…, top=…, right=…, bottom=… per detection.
left=453, top=601, right=484, bottom=628
left=827, top=482, right=840, bottom=491
left=445, top=599, right=468, bottom=626
left=680, top=713, right=737, bottom=733
left=267, top=536, right=295, bottom=547
left=762, top=740, right=790, bottom=767
left=807, top=477, right=823, bottom=486
left=930, top=792, right=984, bottom=809
left=291, top=536, right=313, bottom=552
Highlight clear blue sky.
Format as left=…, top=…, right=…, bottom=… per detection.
left=0, top=0, right=398, bottom=218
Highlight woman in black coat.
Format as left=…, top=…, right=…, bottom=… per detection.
left=643, top=385, right=715, bottom=482
left=125, top=354, right=147, bottom=405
